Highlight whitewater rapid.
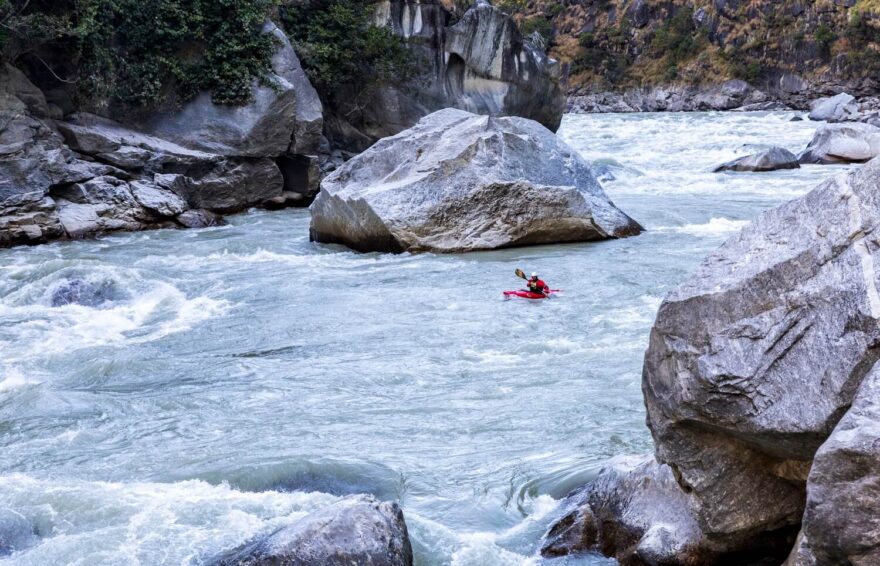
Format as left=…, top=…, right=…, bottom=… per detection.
left=0, top=112, right=849, bottom=565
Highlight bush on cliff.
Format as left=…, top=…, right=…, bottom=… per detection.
left=0, top=0, right=278, bottom=107
left=281, top=0, right=411, bottom=96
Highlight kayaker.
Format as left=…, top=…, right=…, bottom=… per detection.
left=527, top=272, right=550, bottom=296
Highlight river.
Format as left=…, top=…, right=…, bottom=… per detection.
left=0, top=112, right=848, bottom=565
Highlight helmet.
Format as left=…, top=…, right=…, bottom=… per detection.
left=531, top=272, right=538, bottom=278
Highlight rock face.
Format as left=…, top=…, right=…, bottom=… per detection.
left=546, top=156, right=880, bottom=564
left=214, top=496, right=413, bottom=566
left=808, top=92, right=859, bottom=122
left=799, top=123, right=880, bottom=164
left=786, top=363, right=880, bottom=566
left=137, top=22, right=323, bottom=160
left=713, top=147, right=800, bottom=172
left=326, top=0, right=565, bottom=151
left=310, top=109, right=641, bottom=253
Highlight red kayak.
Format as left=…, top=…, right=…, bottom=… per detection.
left=503, top=289, right=561, bottom=300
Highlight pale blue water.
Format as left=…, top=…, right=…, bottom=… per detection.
left=0, top=112, right=848, bottom=565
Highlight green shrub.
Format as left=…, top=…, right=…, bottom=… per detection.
left=282, top=0, right=412, bottom=94
left=814, top=23, right=836, bottom=56
left=519, top=15, right=554, bottom=45
left=2, top=0, right=279, bottom=107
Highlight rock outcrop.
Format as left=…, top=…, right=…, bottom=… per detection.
left=310, top=108, right=641, bottom=253
left=0, top=19, right=326, bottom=248
left=545, top=156, right=880, bottom=564
left=325, top=0, right=565, bottom=151
left=713, top=147, right=800, bottom=172
left=213, top=495, right=413, bottom=566
left=799, top=123, right=880, bottom=164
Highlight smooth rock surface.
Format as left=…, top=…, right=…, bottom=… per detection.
left=137, top=22, right=323, bottom=158
left=640, top=157, right=880, bottom=558
left=808, top=92, right=858, bottom=122
left=799, top=123, right=880, bottom=164
left=786, top=362, right=880, bottom=565
left=213, top=495, right=412, bottom=566
left=713, top=147, right=800, bottom=172
left=310, top=109, right=641, bottom=253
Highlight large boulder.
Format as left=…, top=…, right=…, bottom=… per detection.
left=135, top=22, right=323, bottom=158
left=808, top=92, right=859, bottom=122
left=309, top=109, right=642, bottom=253
left=213, top=495, right=413, bottom=566
left=327, top=0, right=565, bottom=150
left=546, top=156, right=880, bottom=564
left=799, top=123, right=880, bottom=164
left=785, top=362, right=880, bottom=566
left=713, top=147, right=800, bottom=172
left=635, top=156, right=880, bottom=560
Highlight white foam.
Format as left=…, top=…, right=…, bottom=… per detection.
left=0, top=474, right=340, bottom=565
left=0, top=368, right=36, bottom=392
left=657, top=217, right=749, bottom=235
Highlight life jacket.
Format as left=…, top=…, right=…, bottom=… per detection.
left=528, top=279, right=548, bottom=294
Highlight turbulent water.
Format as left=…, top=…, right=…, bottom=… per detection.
left=0, top=112, right=849, bottom=565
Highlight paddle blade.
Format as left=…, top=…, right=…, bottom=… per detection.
left=515, top=268, right=526, bottom=280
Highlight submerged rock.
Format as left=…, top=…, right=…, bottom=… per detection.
left=799, top=123, right=880, bottom=164
left=214, top=495, right=412, bottom=566
left=50, top=277, right=128, bottom=308
left=713, top=147, right=800, bottom=172
left=808, top=92, right=858, bottom=122
left=310, top=109, right=642, bottom=253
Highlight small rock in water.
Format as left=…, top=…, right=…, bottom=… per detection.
left=176, top=209, right=225, bottom=229
left=0, top=509, right=36, bottom=556
left=713, top=147, right=800, bottom=172
left=50, top=277, right=126, bottom=308
left=212, top=495, right=412, bottom=566
left=790, top=115, right=804, bottom=122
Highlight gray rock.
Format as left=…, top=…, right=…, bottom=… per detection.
left=176, top=209, right=224, bottom=229
left=786, top=362, right=880, bottom=566
left=53, top=176, right=152, bottom=238
left=56, top=113, right=220, bottom=170
left=129, top=180, right=188, bottom=217
left=713, top=147, right=800, bottom=172
left=310, top=109, right=642, bottom=253
left=639, top=157, right=880, bottom=558
left=135, top=22, right=323, bottom=158
left=213, top=495, right=412, bottom=566
left=542, top=456, right=708, bottom=564
left=329, top=0, right=564, bottom=150
left=172, top=159, right=283, bottom=212
left=799, top=123, right=880, bottom=164
left=808, top=92, right=859, bottom=122
left=50, top=277, right=129, bottom=308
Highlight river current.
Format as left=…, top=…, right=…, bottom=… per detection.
left=0, top=112, right=849, bottom=565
